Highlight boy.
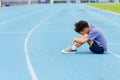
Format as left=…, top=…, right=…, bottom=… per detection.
left=62, top=20, right=107, bottom=54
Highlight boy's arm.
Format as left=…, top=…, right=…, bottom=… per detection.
left=73, top=34, right=89, bottom=47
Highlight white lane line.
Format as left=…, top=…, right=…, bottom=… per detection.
left=0, top=8, right=34, bottom=17
left=0, top=11, right=40, bottom=25
left=108, top=50, right=120, bottom=58
left=24, top=8, right=61, bottom=80
left=0, top=32, right=28, bottom=34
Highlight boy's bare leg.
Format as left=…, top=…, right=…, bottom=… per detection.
left=87, top=40, right=93, bottom=47
left=62, top=34, right=91, bottom=53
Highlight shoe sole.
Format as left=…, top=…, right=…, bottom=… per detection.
left=61, top=49, right=77, bottom=54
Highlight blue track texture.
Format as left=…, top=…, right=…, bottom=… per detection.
left=0, top=4, right=120, bottom=80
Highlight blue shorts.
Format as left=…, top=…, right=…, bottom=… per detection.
left=89, top=41, right=104, bottom=54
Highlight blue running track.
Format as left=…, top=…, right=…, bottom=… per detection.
left=0, top=4, right=120, bottom=80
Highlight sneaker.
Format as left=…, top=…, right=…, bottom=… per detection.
left=61, top=46, right=77, bottom=54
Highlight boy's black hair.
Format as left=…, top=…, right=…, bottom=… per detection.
left=74, top=20, right=89, bottom=33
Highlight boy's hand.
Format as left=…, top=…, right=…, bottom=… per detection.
left=73, top=39, right=83, bottom=47
left=73, top=38, right=84, bottom=44
left=73, top=38, right=81, bottom=43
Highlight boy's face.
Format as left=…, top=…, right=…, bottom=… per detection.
left=79, top=28, right=89, bottom=35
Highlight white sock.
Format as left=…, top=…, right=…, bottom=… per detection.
left=71, top=45, right=77, bottom=50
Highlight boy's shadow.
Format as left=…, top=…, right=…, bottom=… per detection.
left=76, top=51, right=93, bottom=55
left=76, top=51, right=109, bottom=55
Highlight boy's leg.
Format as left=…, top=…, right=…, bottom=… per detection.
left=61, top=41, right=82, bottom=54
left=87, top=40, right=94, bottom=47
left=87, top=40, right=104, bottom=54
left=62, top=34, right=88, bottom=54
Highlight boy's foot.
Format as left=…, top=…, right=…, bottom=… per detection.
left=61, top=46, right=77, bottom=54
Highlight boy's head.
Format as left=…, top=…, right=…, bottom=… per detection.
left=74, top=20, right=89, bottom=35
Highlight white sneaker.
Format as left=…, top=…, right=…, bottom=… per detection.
left=61, top=46, right=77, bottom=54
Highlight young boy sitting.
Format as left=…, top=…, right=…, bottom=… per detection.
left=62, top=20, right=107, bottom=54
